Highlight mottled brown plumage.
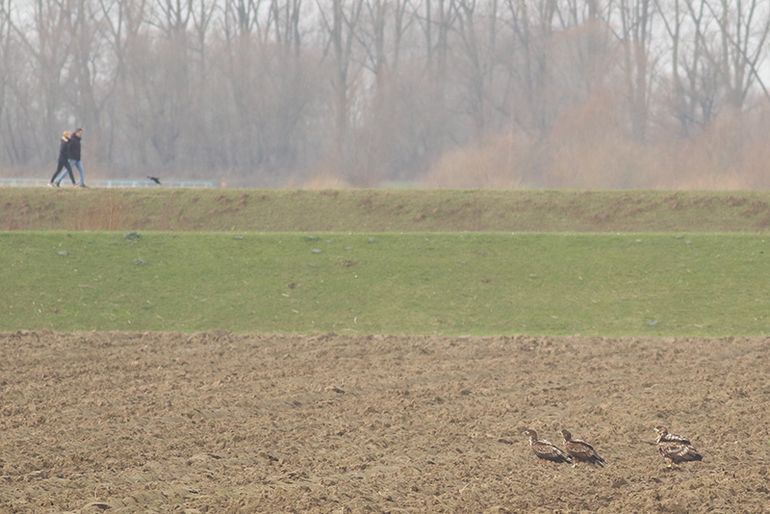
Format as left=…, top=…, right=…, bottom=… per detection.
left=654, top=426, right=702, bottom=466
left=658, top=441, right=703, bottom=465
left=561, top=429, right=606, bottom=466
left=654, top=425, right=691, bottom=445
left=522, top=429, right=573, bottom=464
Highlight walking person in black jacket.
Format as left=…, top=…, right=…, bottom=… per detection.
left=48, top=131, right=76, bottom=187
left=68, top=128, right=87, bottom=187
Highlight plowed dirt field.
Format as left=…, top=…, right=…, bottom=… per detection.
left=1, top=332, right=769, bottom=513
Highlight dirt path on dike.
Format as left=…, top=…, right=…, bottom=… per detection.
left=1, top=332, right=769, bottom=513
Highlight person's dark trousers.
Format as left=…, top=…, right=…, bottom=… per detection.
left=51, top=159, right=76, bottom=185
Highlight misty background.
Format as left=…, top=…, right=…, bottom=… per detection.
left=1, top=0, right=769, bottom=188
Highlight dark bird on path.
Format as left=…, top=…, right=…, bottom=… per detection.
left=654, top=425, right=691, bottom=445
left=522, top=429, right=573, bottom=464
left=147, top=176, right=161, bottom=185
left=561, top=429, right=606, bottom=467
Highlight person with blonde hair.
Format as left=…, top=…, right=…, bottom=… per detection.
left=48, top=130, right=76, bottom=187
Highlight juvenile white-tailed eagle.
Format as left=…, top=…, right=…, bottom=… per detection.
left=654, top=426, right=703, bottom=466
left=522, top=429, right=573, bottom=464
left=561, top=429, right=606, bottom=467
left=657, top=441, right=704, bottom=465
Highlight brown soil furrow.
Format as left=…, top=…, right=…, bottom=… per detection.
left=1, top=332, right=769, bottom=512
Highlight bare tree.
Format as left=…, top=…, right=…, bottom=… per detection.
left=9, top=0, right=75, bottom=148
left=151, top=0, right=193, bottom=35
left=617, top=0, right=655, bottom=142
left=190, top=0, right=218, bottom=67
left=1, top=0, right=769, bottom=187
left=707, top=0, right=770, bottom=107
left=97, top=0, right=150, bottom=162
left=504, top=0, right=560, bottom=135
left=68, top=0, right=105, bottom=143
left=318, top=0, right=363, bottom=172
left=453, top=0, right=500, bottom=137
left=0, top=0, right=11, bottom=124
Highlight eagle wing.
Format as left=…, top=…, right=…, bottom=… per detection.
left=532, top=440, right=573, bottom=463
left=660, top=433, right=691, bottom=445
left=566, top=440, right=606, bottom=466
left=658, top=442, right=703, bottom=463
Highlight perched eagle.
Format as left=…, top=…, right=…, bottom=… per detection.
left=654, top=426, right=703, bottom=466
left=561, top=429, right=606, bottom=466
left=654, top=425, right=691, bottom=445
left=522, top=429, right=573, bottom=464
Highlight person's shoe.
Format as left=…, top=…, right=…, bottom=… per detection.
left=79, top=184, right=88, bottom=188
left=48, top=182, right=54, bottom=188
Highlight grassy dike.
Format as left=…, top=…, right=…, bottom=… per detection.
left=2, top=231, right=769, bottom=335
left=3, top=188, right=770, bottom=232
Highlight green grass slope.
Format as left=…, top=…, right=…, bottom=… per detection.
left=3, top=188, right=770, bottom=232
left=2, top=231, right=768, bottom=335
